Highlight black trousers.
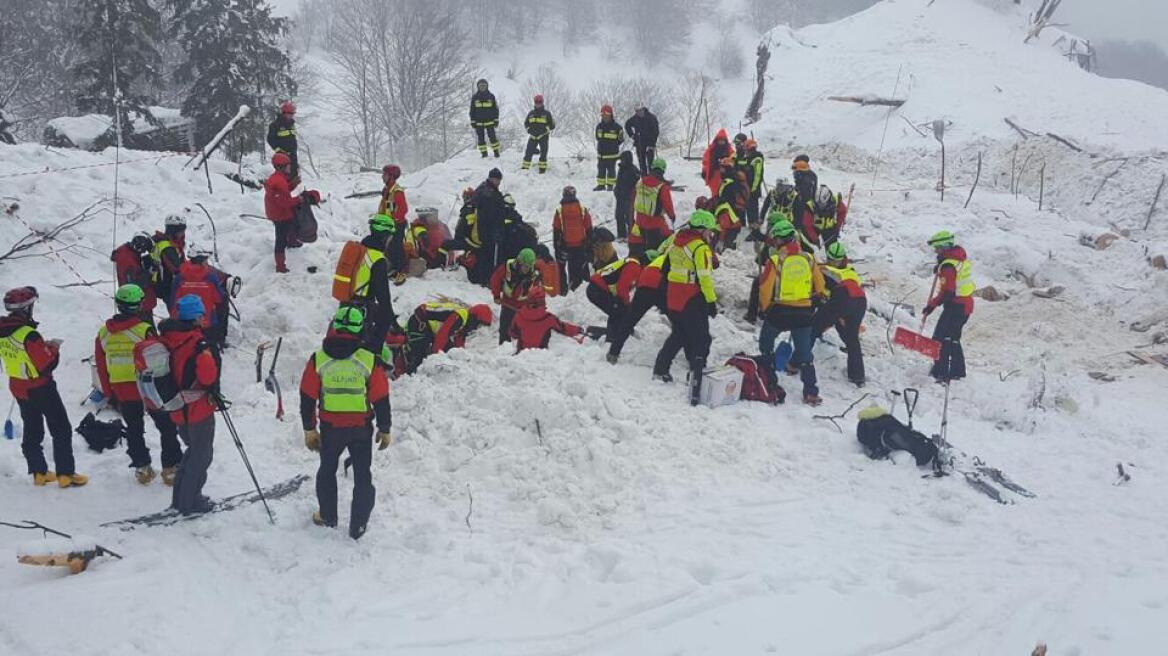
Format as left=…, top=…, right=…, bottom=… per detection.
left=596, top=158, right=617, bottom=187
left=499, top=306, right=515, bottom=344
left=653, top=297, right=711, bottom=376
left=607, top=286, right=662, bottom=357
left=19, top=381, right=75, bottom=476
left=522, top=136, right=549, bottom=170
left=388, top=228, right=407, bottom=273
left=746, top=191, right=761, bottom=226
left=635, top=144, right=656, bottom=175
left=560, top=247, right=590, bottom=291
left=121, top=398, right=183, bottom=469
left=172, top=415, right=214, bottom=513
left=586, top=283, right=627, bottom=341
left=474, top=125, right=499, bottom=154
left=813, top=294, right=867, bottom=384
left=473, top=242, right=498, bottom=287
left=931, top=303, right=969, bottom=380
left=614, top=189, right=632, bottom=239
left=316, top=423, right=375, bottom=540
left=274, top=220, right=293, bottom=255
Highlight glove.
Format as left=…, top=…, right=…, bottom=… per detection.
left=922, top=305, right=934, bottom=318
left=304, top=429, right=320, bottom=452
left=304, top=190, right=322, bottom=205
left=707, top=303, right=718, bottom=318
left=376, top=431, right=393, bottom=450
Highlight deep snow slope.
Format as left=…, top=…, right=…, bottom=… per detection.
left=1, top=132, right=1166, bottom=654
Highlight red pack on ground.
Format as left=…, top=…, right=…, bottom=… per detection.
left=894, top=327, right=941, bottom=360
left=725, top=354, right=785, bottom=405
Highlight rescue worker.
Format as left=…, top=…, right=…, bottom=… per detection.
left=791, top=154, right=819, bottom=211
left=352, top=214, right=399, bottom=348
left=469, top=78, right=501, bottom=158
left=300, top=306, right=392, bottom=540
left=702, top=129, right=734, bottom=197
left=594, top=105, right=624, bottom=190
left=714, top=157, right=748, bottom=251
left=522, top=95, right=555, bottom=173
left=624, top=105, right=659, bottom=174
left=760, top=178, right=797, bottom=224
left=613, top=151, right=639, bottom=240
left=95, top=284, right=182, bottom=485
left=587, top=248, right=642, bottom=342
left=757, top=219, right=827, bottom=406
left=408, top=207, right=451, bottom=270
left=629, top=158, right=676, bottom=259
left=265, top=152, right=321, bottom=273
left=740, top=139, right=765, bottom=226
left=744, top=208, right=801, bottom=324
left=605, top=244, right=671, bottom=363
left=652, top=211, right=719, bottom=406
left=500, top=193, right=534, bottom=261
left=266, top=101, right=298, bottom=180
left=509, top=287, right=584, bottom=351
left=400, top=301, right=494, bottom=374
left=797, top=185, right=848, bottom=251
left=450, top=187, right=483, bottom=282
left=161, top=294, right=221, bottom=514
left=490, top=247, right=542, bottom=344
left=171, top=249, right=231, bottom=349
left=376, top=164, right=409, bottom=284
left=152, top=214, right=187, bottom=311
left=0, top=287, right=87, bottom=488
left=473, top=168, right=507, bottom=284
left=923, top=231, right=974, bottom=383
left=111, top=232, right=159, bottom=316
left=552, top=186, right=594, bottom=291
left=813, top=242, right=867, bottom=387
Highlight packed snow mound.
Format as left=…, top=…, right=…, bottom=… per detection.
left=749, top=0, right=1168, bottom=153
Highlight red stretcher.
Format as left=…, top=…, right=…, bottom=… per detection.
left=894, top=326, right=941, bottom=360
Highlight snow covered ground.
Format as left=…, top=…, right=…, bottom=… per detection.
left=3, top=1, right=1168, bottom=653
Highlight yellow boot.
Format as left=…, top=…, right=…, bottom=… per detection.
left=312, top=511, right=335, bottom=528
left=161, top=466, right=177, bottom=486
left=58, top=473, right=89, bottom=488
left=33, top=471, right=57, bottom=486
left=135, top=466, right=157, bottom=485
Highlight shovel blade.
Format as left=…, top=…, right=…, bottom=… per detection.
left=894, top=326, right=941, bottom=360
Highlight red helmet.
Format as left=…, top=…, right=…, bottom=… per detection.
left=600, top=104, right=613, bottom=116
left=462, top=186, right=475, bottom=201
left=525, top=286, right=546, bottom=307
left=280, top=101, right=296, bottom=114
left=382, top=164, right=401, bottom=179
left=533, top=94, right=544, bottom=105
left=272, top=152, right=291, bottom=168
left=469, top=304, right=494, bottom=326
left=744, top=138, right=758, bottom=150
left=4, top=286, right=38, bottom=312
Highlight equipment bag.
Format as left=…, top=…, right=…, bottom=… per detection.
left=75, top=412, right=125, bottom=453
left=293, top=200, right=318, bottom=244
left=855, top=407, right=938, bottom=466
left=133, top=338, right=185, bottom=412
left=725, top=353, right=785, bottom=405
left=332, top=241, right=367, bottom=302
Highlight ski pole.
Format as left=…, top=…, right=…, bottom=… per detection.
left=4, top=399, right=15, bottom=439
left=939, top=380, right=951, bottom=447
left=216, top=401, right=275, bottom=524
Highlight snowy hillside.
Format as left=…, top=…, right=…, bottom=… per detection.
left=3, top=0, right=1168, bottom=653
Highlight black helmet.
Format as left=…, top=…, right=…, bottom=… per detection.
left=591, top=227, right=615, bottom=243
left=130, top=232, right=153, bottom=254
left=476, top=78, right=488, bottom=89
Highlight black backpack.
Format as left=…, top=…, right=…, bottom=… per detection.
left=294, top=198, right=318, bottom=243
left=75, top=412, right=126, bottom=453
left=856, top=407, right=937, bottom=467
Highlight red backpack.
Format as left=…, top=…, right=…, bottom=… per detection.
left=725, top=353, right=785, bottom=405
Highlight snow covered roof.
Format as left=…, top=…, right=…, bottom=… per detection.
left=44, top=106, right=192, bottom=149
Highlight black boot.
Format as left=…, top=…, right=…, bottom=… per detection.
left=688, top=358, right=705, bottom=406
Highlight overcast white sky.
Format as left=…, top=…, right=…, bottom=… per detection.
left=1058, top=0, right=1168, bottom=50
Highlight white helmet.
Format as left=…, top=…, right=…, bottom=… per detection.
left=164, top=213, right=187, bottom=229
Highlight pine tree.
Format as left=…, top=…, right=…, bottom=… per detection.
left=171, top=0, right=297, bottom=155
left=73, top=0, right=163, bottom=134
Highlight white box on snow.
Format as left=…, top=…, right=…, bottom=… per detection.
left=700, top=366, right=743, bottom=408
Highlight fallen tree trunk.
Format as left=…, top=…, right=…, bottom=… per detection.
left=744, top=43, right=770, bottom=124
left=1144, top=174, right=1166, bottom=230
left=827, top=95, right=905, bottom=108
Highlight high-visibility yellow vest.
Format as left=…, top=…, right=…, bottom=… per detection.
left=423, top=302, right=469, bottom=334
left=811, top=198, right=840, bottom=230
left=353, top=248, right=386, bottom=299
left=822, top=264, right=863, bottom=287
left=594, top=259, right=629, bottom=294
left=314, top=349, right=375, bottom=413
left=465, top=210, right=482, bottom=248
left=942, top=258, right=975, bottom=297
left=715, top=201, right=740, bottom=228
left=634, top=180, right=662, bottom=216
left=379, top=183, right=403, bottom=217
left=0, top=325, right=37, bottom=381
left=772, top=252, right=813, bottom=303
left=151, top=239, right=173, bottom=282
left=97, top=321, right=151, bottom=384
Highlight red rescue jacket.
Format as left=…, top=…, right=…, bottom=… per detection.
left=0, top=315, right=59, bottom=399
left=264, top=170, right=301, bottom=222
left=159, top=320, right=219, bottom=425
left=510, top=306, right=581, bottom=351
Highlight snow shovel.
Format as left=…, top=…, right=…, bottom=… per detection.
left=902, top=388, right=919, bottom=430
left=893, top=326, right=940, bottom=360
left=4, top=399, right=15, bottom=440
left=774, top=339, right=793, bottom=372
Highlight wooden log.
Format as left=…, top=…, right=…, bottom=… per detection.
left=1045, top=132, right=1084, bottom=153
left=1144, top=173, right=1166, bottom=230
left=1004, top=117, right=1035, bottom=139
left=964, top=152, right=983, bottom=209
left=1089, top=159, right=1128, bottom=204
left=827, top=95, right=905, bottom=108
